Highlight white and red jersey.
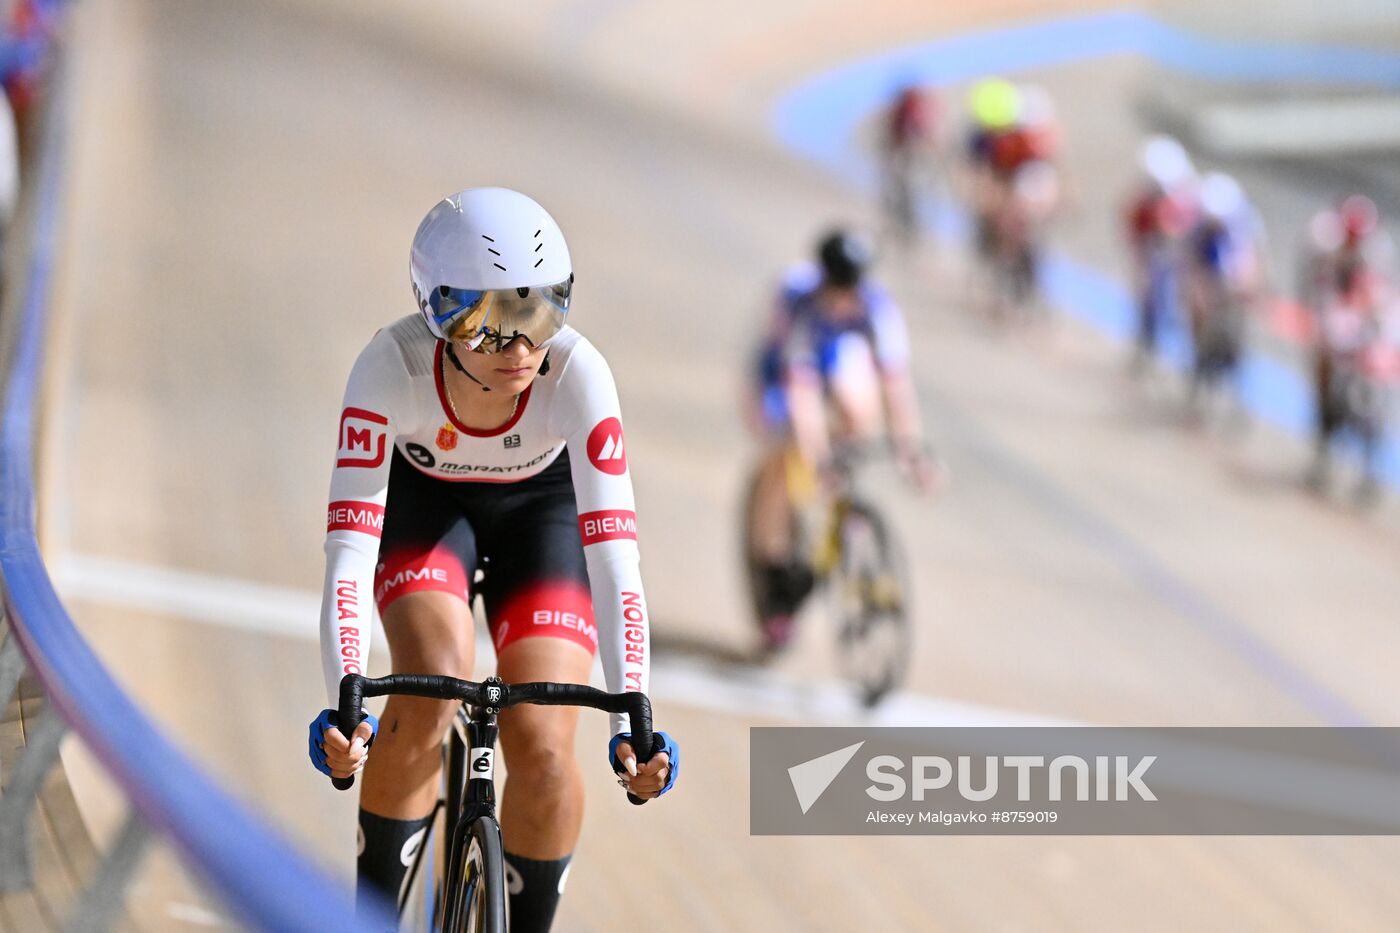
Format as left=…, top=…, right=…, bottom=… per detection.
left=319, top=316, right=650, bottom=734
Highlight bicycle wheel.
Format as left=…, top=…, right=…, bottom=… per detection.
left=441, top=815, right=506, bottom=933
left=831, top=499, right=911, bottom=707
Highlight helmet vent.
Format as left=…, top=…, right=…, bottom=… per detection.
left=482, top=234, right=507, bottom=270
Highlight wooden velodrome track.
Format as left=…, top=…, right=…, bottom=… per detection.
left=27, top=0, right=1400, bottom=928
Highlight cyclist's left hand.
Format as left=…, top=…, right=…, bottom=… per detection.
left=610, top=731, right=679, bottom=800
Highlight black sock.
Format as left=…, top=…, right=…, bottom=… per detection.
left=357, top=809, right=433, bottom=912
left=758, top=560, right=815, bottom=617
left=503, top=851, right=573, bottom=933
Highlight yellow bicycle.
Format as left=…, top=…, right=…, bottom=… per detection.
left=743, top=444, right=912, bottom=706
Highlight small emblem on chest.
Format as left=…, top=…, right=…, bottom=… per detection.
left=504, top=434, right=522, bottom=449
left=436, top=423, right=458, bottom=451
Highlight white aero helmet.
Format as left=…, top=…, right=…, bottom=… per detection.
left=410, top=187, right=573, bottom=350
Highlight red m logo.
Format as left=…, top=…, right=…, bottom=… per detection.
left=347, top=426, right=373, bottom=452
left=337, top=407, right=388, bottom=468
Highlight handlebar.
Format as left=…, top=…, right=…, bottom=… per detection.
left=827, top=437, right=933, bottom=469
left=330, top=674, right=657, bottom=805
left=821, top=439, right=940, bottom=495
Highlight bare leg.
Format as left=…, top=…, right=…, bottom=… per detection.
left=495, top=637, right=594, bottom=858
left=360, top=591, right=476, bottom=819
left=748, top=445, right=796, bottom=564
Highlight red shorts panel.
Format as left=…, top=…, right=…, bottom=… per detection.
left=374, top=543, right=471, bottom=613
left=490, top=582, right=598, bottom=656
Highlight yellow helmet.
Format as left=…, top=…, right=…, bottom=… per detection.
left=968, top=77, right=1021, bottom=131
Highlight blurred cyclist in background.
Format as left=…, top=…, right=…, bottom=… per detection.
left=879, top=80, right=942, bottom=250
left=965, top=77, right=1021, bottom=270
left=1, top=0, right=60, bottom=165
left=1125, top=135, right=1199, bottom=370
left=1301, top=195, right=1392, bottom=314
left=1181, top=172, right=1266, bottom=410
left=963, top=78, right=1064, bottom=319
left=744, top=229, right=935, bottom=651
left=1301, top=195, right=1395, bottom=497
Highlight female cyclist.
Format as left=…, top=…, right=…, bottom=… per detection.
left=305, top=188, right=678, bottom=931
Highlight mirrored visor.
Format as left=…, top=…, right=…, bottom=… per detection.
left=428, top=276, right=571, bottom=352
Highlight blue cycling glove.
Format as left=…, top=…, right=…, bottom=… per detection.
left=308, top=708, right=379, bottom=778
left=608, top=731, right=679, bottom=797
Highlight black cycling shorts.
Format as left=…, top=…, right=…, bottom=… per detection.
left=373, top=447, right=597, bottom=656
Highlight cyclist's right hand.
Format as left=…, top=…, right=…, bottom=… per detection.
left=307, top=709, right=377, bottom=779
left=899, top=447, right=946, bottom=495
left=609, top=731, right=679, bottom=800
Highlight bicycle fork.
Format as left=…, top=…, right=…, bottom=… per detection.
left=440, top=707, right=501, bottom=922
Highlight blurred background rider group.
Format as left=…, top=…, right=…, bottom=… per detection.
left=746, top=63, right=1399, bottom=664
left=1122, top=130, right=1395, bottom=498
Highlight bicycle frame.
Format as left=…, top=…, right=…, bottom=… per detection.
left=439, top=703, right=499, bottom=923
left=783, top=446, right=864, bottom=579
left=811, top=496, right=854, bottom=579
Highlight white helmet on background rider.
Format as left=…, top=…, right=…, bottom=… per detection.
left=1140, top=135, right=1195, bottom=194
left=410, top=187, right=573, bottom=350
left=1200, top=172, right=1245, bottom=223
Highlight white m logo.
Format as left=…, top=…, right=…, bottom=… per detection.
left=597, top=434, right=624, bottom=460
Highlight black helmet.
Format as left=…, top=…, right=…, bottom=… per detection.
left=816, top=229, right=873, bottom=288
